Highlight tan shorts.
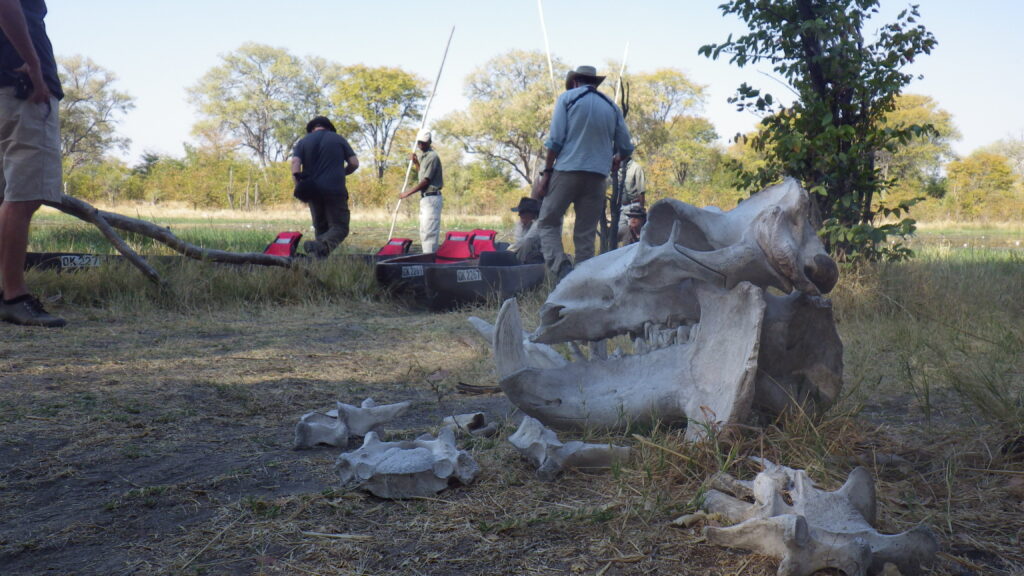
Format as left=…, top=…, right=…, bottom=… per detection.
left=0, top=88, right=63, bottom=203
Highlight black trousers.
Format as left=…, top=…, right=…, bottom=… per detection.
left=308, top=191, right=350, bottom=255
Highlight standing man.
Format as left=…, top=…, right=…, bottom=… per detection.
left=0, top=0, right=65, bottom=327
left=399, top=129, right=444, bottom=253
left=533, top=65, right=634, bottom=280
left=508, top=197, right=543, bottom=264
left=615, top=156, right=646, bottom=245
left=290, top=115, right=359, bottom=259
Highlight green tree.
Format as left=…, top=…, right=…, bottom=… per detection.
left=435, top=50, right=565, bottom=185
left=621, top=69, right=708, bottom=153
left=330, top=65, right=426, bottom=180
left=187, top=43, right=315, bottom=167
left=946, top=151, right=1017, bottom=219
left=878, top=94, right=959, bottom=200
left=700, top=1, right=937, bottom=261
left=57, top=55, right=135, bottom=175
left=983, top=133, right=1024, bottom=178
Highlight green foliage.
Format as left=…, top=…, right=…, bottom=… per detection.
left=700, top=0, right=938, bottom=261
left=58, top=55, right=135, bottom=175
left=435, top=50, right=563, bottom=185
left=944, top=151, right=1020, bottom=220
left=187, top=43, right=324, bottom=167
left=877, top=94, right=959, bottom=206
left=331, top=65, right=427, bottom=180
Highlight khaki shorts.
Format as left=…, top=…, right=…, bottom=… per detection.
left=0, top=88, right=63, bottom=203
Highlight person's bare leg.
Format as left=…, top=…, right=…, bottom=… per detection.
left=0, top=199, right=41, bottom=299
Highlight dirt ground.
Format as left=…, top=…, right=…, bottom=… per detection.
left=0, top=292, right=1020, bottom=575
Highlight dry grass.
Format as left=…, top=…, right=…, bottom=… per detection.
left=1, top=233, right=1022, bottom=574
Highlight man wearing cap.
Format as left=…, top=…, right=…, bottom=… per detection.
left=615, top=156, right=646, bottom=244
left=290, top=115, right=359, bottom=258
left=621, top=206, right=646, bottom=246
left=0, top=0, right=67, bottom=327
left=399, top=129, right=444, bottom=253
left=533, top=65, right=634, bottom=280
left=509, top=197, right=543, bottom=264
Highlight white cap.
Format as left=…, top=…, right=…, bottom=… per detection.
left=416, top=129, right=432, bottom=143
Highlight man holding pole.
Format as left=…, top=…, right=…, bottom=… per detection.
left=532, top=65, right=634, bottom=281
left=399, top=129, right=444, bottom=253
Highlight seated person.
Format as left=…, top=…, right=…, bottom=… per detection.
left=509, top=197, right=544, bottom=264
left=619, top=206, right=647, bottom=245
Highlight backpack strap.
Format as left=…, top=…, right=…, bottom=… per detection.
left=565, top=85, right=617, bottom=112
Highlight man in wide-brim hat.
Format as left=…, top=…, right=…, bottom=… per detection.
left=564, top=65, right=606, bottom=91
left=621, top=206, right=647, bottom=246
left=509, top=197, right=543, bottom=264
left=533, top=64, right=634, bottom=281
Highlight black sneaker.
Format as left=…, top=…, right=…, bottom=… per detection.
left=303, top=240, right=329, bottom=259
left=0, top=294, right=67, bottom=328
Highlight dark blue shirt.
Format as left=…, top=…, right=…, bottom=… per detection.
left=0, top=0, right=63, bottom=99
left=291, top=130, right=357, bottom=195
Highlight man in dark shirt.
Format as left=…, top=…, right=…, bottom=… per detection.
left=290, top=116, right=359, bottom=258
left=0, top=0, right=66, bottom=327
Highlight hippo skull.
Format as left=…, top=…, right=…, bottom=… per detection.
left=470, top=179, right=843, bottom=436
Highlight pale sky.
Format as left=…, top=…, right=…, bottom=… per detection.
left=45, top=0, right=1024, bottom=164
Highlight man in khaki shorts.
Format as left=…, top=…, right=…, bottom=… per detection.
left=0, top=0, right=66, bottom=327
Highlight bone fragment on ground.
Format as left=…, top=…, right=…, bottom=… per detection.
left=508, top=416, right=630, bottom=481
left=294, top=411, right=350, bottom=450
left=335, top=427, right=479, bottom=499
left=442, top=412, right=498, bottom=437
left=701, top=458, right=938, bottom=576
left=293, top=398, right=410, bottom=449
left=328, top=398, right=411, bottom=436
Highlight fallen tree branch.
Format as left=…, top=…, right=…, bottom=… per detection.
left=44, top=195, right=163, bottom=284
left=44, top=195, right=293, bottom=285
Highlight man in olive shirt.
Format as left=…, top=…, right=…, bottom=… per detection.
left=399, top=129, right=444, bottom=253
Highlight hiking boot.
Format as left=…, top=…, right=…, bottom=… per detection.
left=303, top=240, right=328, bottom=259
left=0, top=294, right=67, bottom=328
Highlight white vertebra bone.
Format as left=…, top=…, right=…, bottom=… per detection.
left=293, top=398, right=410, bottom=449
left=508, top=416, right=630, bottom=481
left=702, top=459, right=938, bottom=576
left=335, top=427, right=479, bottom=499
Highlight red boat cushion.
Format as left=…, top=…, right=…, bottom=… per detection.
left=435, top=231, right=474, bottom=262
left=378, top=238, right=413, bottom=256
left=470, top=229, right=498, bottom=256
left=264, top=231, right=303, bottom=257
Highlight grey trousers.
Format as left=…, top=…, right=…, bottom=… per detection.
left=308, top=191, right=350, bottom=255
left=419, top=194, right=443, bottom=253
left=537, top=170, right=606, bottom=276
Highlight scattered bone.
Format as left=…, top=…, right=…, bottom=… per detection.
left=335, top=427, right=479, bottom=499
left=294, top=411, right=350, bottom=450
left=443, top=412, right=498, bottom=438
left=671, top=510, right=712, bottom=528
left=701, top=458, right=938, bottom=576
left=507, top=416, right=630, bottom=481
left=327, top=398, right=411, bottom=436
left=293, top=398, right=410, bottom=450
